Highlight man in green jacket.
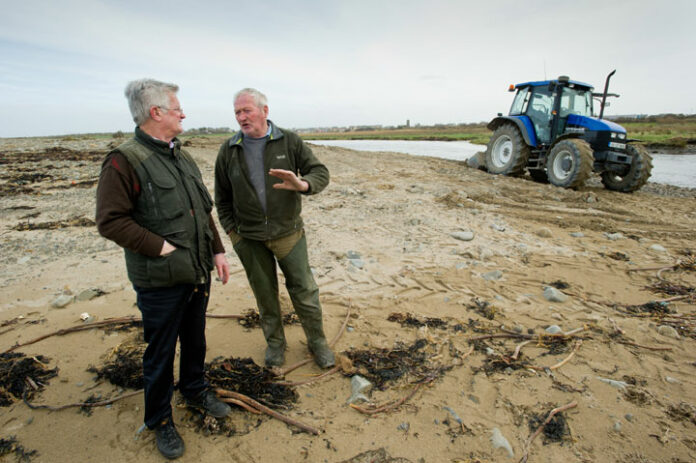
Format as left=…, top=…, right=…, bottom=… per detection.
left=214, top=88, right=335, bottom=369
left=96, top=79, right=231, bottom=460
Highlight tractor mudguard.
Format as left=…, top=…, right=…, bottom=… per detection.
left=487, top=116, right=537, bottom=147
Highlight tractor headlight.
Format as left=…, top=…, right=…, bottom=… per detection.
left=618, top=133, right=626, bottom=140
left=611, top=132, right=617, bottom=138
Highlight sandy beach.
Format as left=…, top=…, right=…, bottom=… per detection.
left=1, top=135, right=695, bottom=463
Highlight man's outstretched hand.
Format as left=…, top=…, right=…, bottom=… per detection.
left=269, top=169, right=309, bottom=192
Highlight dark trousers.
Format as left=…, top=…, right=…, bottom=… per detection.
left=134, top=281, right=210, bottom=428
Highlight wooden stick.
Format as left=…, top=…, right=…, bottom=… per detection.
left=617, top=341, right=673, bottom=351
left=3, top=316, right=142, bottom=354
left=215, top=388, right=320, bottom=435
left=512, top=340, right=532, bottom=360
left=280, top=302, right=351, bottom=376
left=350, top=382, right=423, bottom=416
left=23, top=389, right=143, bottom=411
left=275, top=365, right=340, bottom=387
left=219, top=397, right=262, bottom=414
left=520, top=401, right=578, bottom=463
left=528, top=341, right=582, bottom=371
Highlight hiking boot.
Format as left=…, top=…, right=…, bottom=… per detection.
left=265, top=343, right=286, bottom=367
left=155, top=416, right=184, bottom=460
left=185, top=390, right=231, bottom=418
left=309, top=338, right=335, bottom=369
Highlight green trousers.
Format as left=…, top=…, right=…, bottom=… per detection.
left=232, top=230, right=327, bottom=350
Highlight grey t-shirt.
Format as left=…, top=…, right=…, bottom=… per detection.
left=241, top=126, right=271, bottom=213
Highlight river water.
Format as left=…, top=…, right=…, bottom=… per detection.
left=307, top=139, right=695, bottom=189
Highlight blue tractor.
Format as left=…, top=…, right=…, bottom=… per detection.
left=485, top=71, right=652, bottom=192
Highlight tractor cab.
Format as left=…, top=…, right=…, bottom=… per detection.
left=509, top=78, right=594, bottom=146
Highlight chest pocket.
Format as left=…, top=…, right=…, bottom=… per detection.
left=147, top=169, right=185, bottom=221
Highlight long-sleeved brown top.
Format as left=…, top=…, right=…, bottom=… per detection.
left=96, top=150, right=224, bottom=257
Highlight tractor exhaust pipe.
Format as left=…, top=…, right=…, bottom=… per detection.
left=599, top=69, right=616, bottom=120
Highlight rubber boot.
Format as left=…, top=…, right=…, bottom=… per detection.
left=233, top=238, right=287, bottom=367
left=278, top=235, right=335, bottom=369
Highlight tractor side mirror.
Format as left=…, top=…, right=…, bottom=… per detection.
left=498, top=112, right=503, bottom=117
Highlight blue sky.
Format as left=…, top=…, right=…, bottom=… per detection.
left=0, top=0, right=694, bottom=137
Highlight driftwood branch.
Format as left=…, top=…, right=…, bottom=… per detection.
left=23, top=389, right=143, bottom=411
left=215, top=388, right=319, bottom=435
left=528, top=340, right=582, bottom=371
left=519, top=401, right=578, bottom=463
left=3, top=316, right=142, bottom=354
left=275, top=365, right=340, bottom=387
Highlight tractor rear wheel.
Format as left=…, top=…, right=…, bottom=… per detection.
left=600, top=144, right=653, bottom=192
left=485, top=124, right=530, bottom=176
left=546, top=139, right=593, bottom=189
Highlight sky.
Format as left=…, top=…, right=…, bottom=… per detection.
left=0, top=0, right=694, bottom=138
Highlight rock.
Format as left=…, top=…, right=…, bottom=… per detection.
left=347, top=375, right=372, bottom=404
left=51, top=294, right=74, bottom=308
left=649, top=244, right=667, bottom=252
left=76, top=288, right=101, bottom=302
left=397, top=422, right=410, bottom=431
left=346, top=250, right=361, bottom=260
left=665, top=376, right=680, bottom=384
left=536, top=227, right=553, bottom=238
left=613, top=421, right=622, bottom=432
left=491, top=223, right=506, bottom=232
left=543, top=286, right=568, bottom=302
left=597, top=377, right=628, bottom=389
left=624, top=413, right=634, bottom=422
left=482, top=270, right=503, bottom=281
left=657, top=325, right=680, bottom=339
left=570, top=232, right=584, bottom=238
left=451, top=231, right=475, bottom=241
left=490, top=428, right=514, bottom=458
left=349, top=259, right=365, bottom=269
left=545, top=325, right=563, bottom=334
left=604, top=232, right=625, bottom=241
left=466, top=152, right=487, bottom=171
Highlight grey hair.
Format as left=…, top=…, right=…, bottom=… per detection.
left=124, top=79, right=179, bottom=125
left=234, top=88, right=268, bottom=109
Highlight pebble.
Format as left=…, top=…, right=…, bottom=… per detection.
left=657, top=325, right=680, bottom=339
left=491, top=223, right=506, bottom=232
left=397, top=422, right=410, bottom=431
left=597, top=377, right=628, bottom=389
left=545, top=325, right=563, bottom=334
left=451, top=231, right=475, bottom=241
left=536, top=227, right=553, bottom=238
left=604, top=232, right=625, bottom=241
left=624, top=413, right=634, bottom=422
left=543, top=286, right=568, bottom=303
left=665, top=376, right=680, bottom=384
left=77, top=288, right=101, bottom=301
left=490, top=428, right=514, bottom=458
left=51, top=294, right=74, bottom=308
left=649, top=244, right=667, bottom=252
left=482, top=270, right=503, bottom=281
left=613, top=421, right=622, bottom=432
left=570, top=232, right=584, bottom=238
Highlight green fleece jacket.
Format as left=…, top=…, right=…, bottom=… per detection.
left=214, top=122, right=329, bottom=241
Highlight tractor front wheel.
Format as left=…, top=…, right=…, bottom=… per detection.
left=485, top=124, right=530, bottom=176
left=546, top=139, right=593, bottom=189
left=600, top=144, right=653, bottom=193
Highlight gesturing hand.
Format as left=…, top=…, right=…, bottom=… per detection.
left=269, top=169, right=309, bottom=192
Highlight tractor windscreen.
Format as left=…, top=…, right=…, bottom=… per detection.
left=560, top=87, right=593, bottom=117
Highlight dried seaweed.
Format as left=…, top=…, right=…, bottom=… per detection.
left=646, top=280, right=696, bottom=297
left=343, top=339, right=448, bottom=390
left=206, top=357, right=297, bottom=409
left=386, top=312, right=448, bottom=329
left=87, top=335, right=146, bottom=390
left=528, top=409, right=569, bottom=443
left=0, top=436, right=38, bottom=462
left=467, top=298, right=496, bottom=320
left=237, top=309, right=299, bottom=329
left=547, top=280, right=570, bottom=290
left=0, top=352, right=58, bottom=406
left=12, top=216, right=95, bottom=231
left=625, top=301, right=672, bottom=315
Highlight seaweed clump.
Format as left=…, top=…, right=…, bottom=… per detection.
left=87, top=335, right=146, bottom=389
left=344, top=339, right=447, bottom=390
left=206, top=357, right=297, bottom=409
left=0, top=352, right=58, bottom=406
left=387, top=312, right=448, bottom=330
left=528, top=409, right=569, bottom=444
left=0, top=436, right=38, bottom=462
